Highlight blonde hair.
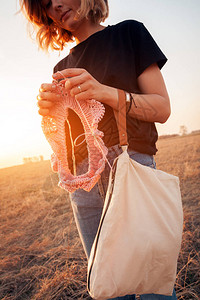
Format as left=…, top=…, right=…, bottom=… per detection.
left=19, top=0, right=109, bottom=51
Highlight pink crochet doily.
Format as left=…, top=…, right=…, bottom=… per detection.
left=41, top=80, right=108, bottom=193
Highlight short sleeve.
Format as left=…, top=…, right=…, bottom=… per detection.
left=132, top=22, right=167, bottom=77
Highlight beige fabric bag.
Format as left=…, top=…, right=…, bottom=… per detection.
left=87, top=90, right=183, bottom=299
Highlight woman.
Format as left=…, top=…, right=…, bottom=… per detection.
left=20, top=0, right=176, bottom=299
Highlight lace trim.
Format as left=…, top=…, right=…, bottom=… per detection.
left=41, top=80, right=108, bottom=193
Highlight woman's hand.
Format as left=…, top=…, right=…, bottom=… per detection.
left=37, top=66, right=170, bottom=124
left=37, top=83, right=63, bottom=116
left=37, top=68, right=118, bottom=117
left=53, top=68, right=118, bottom=108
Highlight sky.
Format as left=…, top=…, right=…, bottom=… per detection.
left=0, top=0, right=200, bottom=168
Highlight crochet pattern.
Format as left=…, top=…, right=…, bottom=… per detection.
left=41, top=80, right=108, bottom=193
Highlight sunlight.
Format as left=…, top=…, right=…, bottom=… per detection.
left=0, top=0, right=200, bottom=168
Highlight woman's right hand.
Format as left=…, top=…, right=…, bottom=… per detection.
left=37, top=83, right=62, bottom=116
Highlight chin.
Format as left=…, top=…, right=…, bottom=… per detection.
left=62, top=20, right=78, bottom=31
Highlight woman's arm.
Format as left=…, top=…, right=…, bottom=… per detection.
left=128, top=63, right=171, bottom=123
left=38, top=64, right=170, bottom=124
left=88, top=63, right=170, bottom=124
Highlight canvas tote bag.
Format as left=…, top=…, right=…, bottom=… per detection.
left=87, top=90, right=183, bottom=299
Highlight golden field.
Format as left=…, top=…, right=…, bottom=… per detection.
left=0, top=133, right=199, bottom=299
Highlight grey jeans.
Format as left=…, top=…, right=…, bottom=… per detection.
left=69, top=144, right=177, bottom=300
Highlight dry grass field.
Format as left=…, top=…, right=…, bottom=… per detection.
left=0, top=133, right=199, bottom=300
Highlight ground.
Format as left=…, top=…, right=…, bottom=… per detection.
left=0, top=134, right=199, bottom=299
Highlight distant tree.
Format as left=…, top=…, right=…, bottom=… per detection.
left=32, top=156, right=39, bottom=162
left=23, top=157, right=32, bottom=164
left=179, top=125, right=188, bottom=136
left=159, top=134, right=179, bottom=140
left=23, top=156, right=44, bottom=164
left=191, top=129, right=200, bottom=135
left=23, top=157, right=27, bottom=164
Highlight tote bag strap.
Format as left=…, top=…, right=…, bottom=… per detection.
left=115, top=89, right=128, bottom=147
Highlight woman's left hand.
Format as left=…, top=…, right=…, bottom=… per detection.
left=52, top=68, right=117, bottom=107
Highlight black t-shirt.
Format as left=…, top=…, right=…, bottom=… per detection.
left=54, top=20, right=167, bottom=163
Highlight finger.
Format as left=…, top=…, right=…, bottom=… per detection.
left=40, top=83, right=56, bottom=92
left=38, top=91, right=62, bottom=102
left=75, top=90, right=92, bottom=102
left=37, top=100, right=53, bottom=109
left=52, top=68, right=84, bottom=80
left=38, top=108, right=50, bottom=116
left=65, top=71, right=89, bottom=90
left=70, top=81, right=88, bottom=97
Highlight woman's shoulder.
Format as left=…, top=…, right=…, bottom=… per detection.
left=110, top=19, right=144, bottom=31
left=107, top=19, right=147, bottom=41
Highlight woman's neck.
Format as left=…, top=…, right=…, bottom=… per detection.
left=74, top=20, right=105, bottom=44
